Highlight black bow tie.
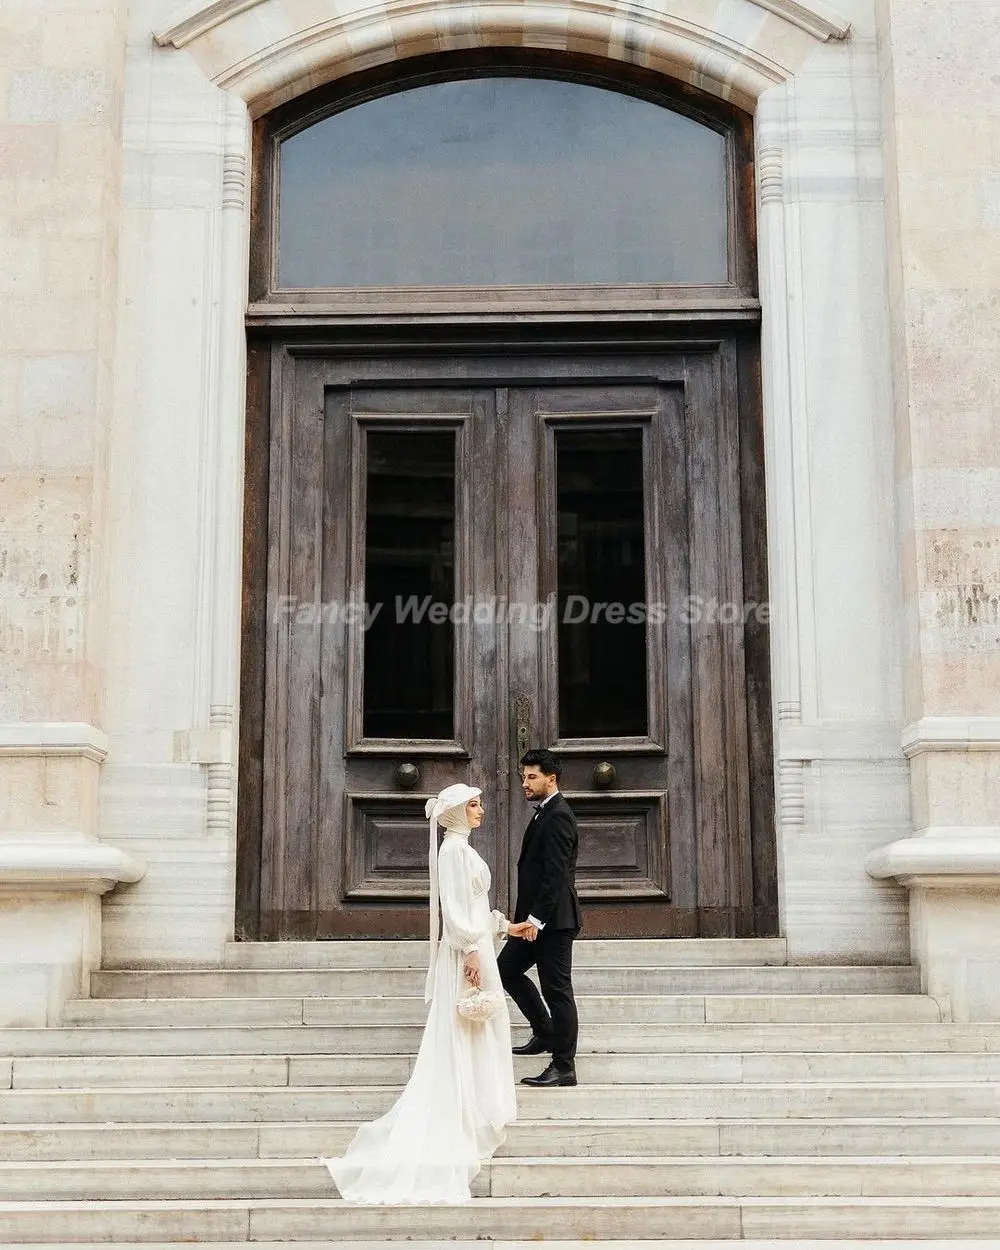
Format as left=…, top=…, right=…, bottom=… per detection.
left=532, top=806, right=543, bottom=820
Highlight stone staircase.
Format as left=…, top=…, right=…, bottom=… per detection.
left=2, top=938, right=1000, bottom=1246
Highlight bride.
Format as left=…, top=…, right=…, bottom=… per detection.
left=325, top=782, right=527, bottom=1204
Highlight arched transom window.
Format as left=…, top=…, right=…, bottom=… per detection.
left=278, top=77, right=727, bottom=288
left=251, top=55, right=756, bottom=311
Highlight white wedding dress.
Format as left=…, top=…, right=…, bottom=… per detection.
left=324, top=829, right=517, bottom=1203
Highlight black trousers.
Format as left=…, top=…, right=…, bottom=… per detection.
left=497, top=929, right=578, bottom=1070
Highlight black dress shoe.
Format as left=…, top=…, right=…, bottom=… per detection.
left=512, top=1034, right=551, bottom=1056
left=520, top=1062, right=577, bottom=1087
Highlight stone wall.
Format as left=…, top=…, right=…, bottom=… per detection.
left=0, top=0, right=137, bottom=1022
left=879, top=0, right=1000, bottom=791
left=867, top=0, right=1000, bottom=1018
left=0, top=0, right=126, bottom=720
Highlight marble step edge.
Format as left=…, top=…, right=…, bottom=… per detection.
left=61, top=994, right=944, bottom=1026
left=6, top=1084, right=1000, bottom=1127
left=7, top=1153, right=1000, bottom=1202
left=3, top=1120, right=995, bottom=1140
left=2, top=1194, right=1000, bottom=1243
left=0, top=1243, right=993, bottom=1250
left=11, top=1051, right=1000, bottom=1092
left=217, top=938, right=790, bottom=969
left=0, top=1242, right=989, bottom=1250
left=8, top=1079, right=1000, bottom=1096
left=94, top=963, right=908, bottom=980
left=3, top=1022, right=996, bottom=1059
left=5, top=1025, right=990, bottom=1055
left=88, top=968, right=921, bottom=999
left=6, top=1194, right=1000, bottom=1207
left=4, top=1153, right=1000, bottom=1173
left=6, top=1080, right=1000, bottom=1112
left=4, top=1115, right=1000, bottom=1158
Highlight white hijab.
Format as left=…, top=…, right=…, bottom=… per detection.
left=423, top=783, right=482, bottom=1002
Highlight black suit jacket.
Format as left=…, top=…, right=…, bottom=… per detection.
left=513, top=792, right=582, bottom=933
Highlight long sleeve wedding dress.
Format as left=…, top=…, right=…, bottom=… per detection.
left=324, top=827, right=517, bottom=1203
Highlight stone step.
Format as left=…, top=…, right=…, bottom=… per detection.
left=1, top=1020, right=994, bottom=1057
left=89, top=965, right=920, bottom=999
left=0, top=1242, right=990, bottom=1250
left=3, top=1155, right=1000, bottom=1202
left=1, top=1195, right=1000, bottom=1241
left=0, top=1242, right=988, bottom=1250
left=5, top=1117, right=1000, bottom=1163
left=3, top=1082, right=1000, bottom=1125
left=62, top=993, right=943, bottom=1028
left=217, top=938, right=790, bottom=970
left=11, top=1049, right=1000, bottom=1090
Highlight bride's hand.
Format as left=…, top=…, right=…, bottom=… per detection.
left=462, top=951, right=481, bottom=988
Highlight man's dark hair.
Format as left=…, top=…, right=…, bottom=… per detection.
left=519, top=748, right=562, bottom=779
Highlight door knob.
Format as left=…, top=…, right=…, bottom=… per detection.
left=394, top=762, right=421, bottom=790
left=513, top=695, right=532, bottom=762
left=593, top=761, right=617, bottom=789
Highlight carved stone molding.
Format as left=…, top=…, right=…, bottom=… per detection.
left=779, top=721, right=904, bottom=763
left=0, top=722, right=109, bottom=764
left=867, top=828, right=1000, bottom=1022
left=777, top=758, right=806, bottom=830
left=154, top=0, right=850, bottom=49
left=151, top=0, right=851, bottom=114
left=757, top=146, right=783, bottom=205
left=902, top=717, right=1000, bottom=758
left=188, top=90, right=248, bottom=849
left=206, top=704, right=236, bottom=838
left=753, top=0, right=849, bottom=40
left=756, top=90, right=815, bottom=731
left=867, top=827, right=1000, bottom=885
left=222, top=151, right=246, bottom=209
left=0, top=839, right=146, bottom=895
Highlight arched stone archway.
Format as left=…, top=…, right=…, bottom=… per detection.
left=153, top=0, right=849, bottom=114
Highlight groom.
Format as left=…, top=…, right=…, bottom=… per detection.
left=498, top=748, right=581, bottom=1088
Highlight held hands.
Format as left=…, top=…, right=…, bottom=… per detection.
left=507, top=921, right=539, bottom=942
left=462, top=950, right=481, bottom=988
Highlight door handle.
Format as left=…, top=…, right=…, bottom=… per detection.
left=593, top=761, right=617, bottom=789
left=394, top=762, right=420, bottom=790
left=513, top=695, right=532, bottom=762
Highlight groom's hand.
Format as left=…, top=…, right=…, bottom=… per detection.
left=507, top=921, right=538, bottom=941
left=462, top=951, right=481, bottom=987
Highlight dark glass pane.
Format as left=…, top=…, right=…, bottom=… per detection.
left=557, top=429, right=647, bottom=738
left=279, top=77, right=728, bottom=287
left=363, top=430, right=455, bottom=739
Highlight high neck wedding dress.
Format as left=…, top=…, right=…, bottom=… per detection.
left=324, top=827, right=517, bottom=1204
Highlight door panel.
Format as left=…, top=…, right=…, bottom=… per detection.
left=504, top=381, right=685, bottom=935
left=248, top=344, right=770, bottom=939
left=321, top=384, right=501, bottom=937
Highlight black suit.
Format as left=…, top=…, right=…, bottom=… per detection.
left=498, top=792, right=581, bottom=1070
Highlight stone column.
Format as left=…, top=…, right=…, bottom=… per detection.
left=0, top=0, right=143, bottom=1025
left=867, top=1, right=1000, bottom=1020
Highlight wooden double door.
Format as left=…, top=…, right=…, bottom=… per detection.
left=238, top=338, right=776, bottom=939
